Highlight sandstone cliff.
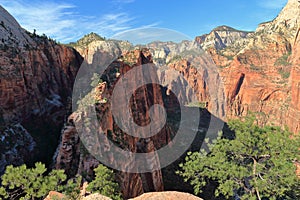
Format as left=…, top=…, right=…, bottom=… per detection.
left=0, top=6, right=82, bottom=170
left=204, top=0, right=300, bottom=130
left=288, top=27, right=300, bottom=133
left=55, top=49, right=174, bottom=199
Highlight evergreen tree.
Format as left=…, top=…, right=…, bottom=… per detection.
left=61, top=175, right=82, bottom=200
left=178, top=116, right=300, bottom=200
left=87, top=164, right=122, bottom=200
left=0, top=162, right=66, bottom=200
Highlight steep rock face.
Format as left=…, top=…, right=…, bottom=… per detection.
left=0, top=123, right=35, bottom=172
left=288, top=27, right=300, bottom=133
left=147, top=41, right=226, bottom=119
left=256, top=0, right=300, bottom=43
left=55, top=50, right=171, bottom=199
left=210, top=0, right=300, bottom=129
left=195, top=25, right=253, bottom=51
left=220, top=41, right=291, bottom=126
left=0, top=6, right=82, bottom=169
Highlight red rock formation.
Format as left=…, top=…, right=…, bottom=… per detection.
left=0, top=6, right=82, bottom=169
left=55, top=49, right=171, bottom=199
left=288, top=28, right=300, bottom=133
left=197, top=0, right=300, bottom=129
left=0, top=40, right=82, bottom=125
left=219, top=43, right=291, bottom=127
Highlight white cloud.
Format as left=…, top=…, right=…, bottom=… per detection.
left=112, top=27, right=190, bottom=45
left=0, top=0, right=141, bottom=43
left=89, top=13, right=134, bottom=35
left=258, top=0, right=287, bottom=9
left=0, top=0, right=79, bottom=42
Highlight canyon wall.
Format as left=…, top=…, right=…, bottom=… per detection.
left=55, top=49, right=172, bottom=199
left=54, top=1, right=300, bottom=198
left=201, top=0, right=300, bottom=131
left=288, top=27, right=300, bottom=133
left=0, top=6, right=82, bottom=170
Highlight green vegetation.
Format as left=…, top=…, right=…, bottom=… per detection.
left=186, top=101, right=207, bottom=108
left=61, top=175, right=82, bottom=200
left=0, top=162, right=122, bottom=200
left=250, top=64, right=261, bottom=72
left=275, top=52, right=292, bottom=66
left=90, top=73, right=103, bottom=87
left=178, top=115, right=300, bottom=200
left=212, top=25, right=253, bottom=33
left=87, top=164, right=122, bottom=200
left=166, top=55, right=183, bottom=65
left=278, top=68, right=291, bottom=79
left=217, top=50, right=234, bottom=60
left=224, top=55, right=234, bottom=60
left=0, top=162, right=66, bottom=200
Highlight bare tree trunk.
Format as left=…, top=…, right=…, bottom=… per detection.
left=253, top=158, right=261, bottom=200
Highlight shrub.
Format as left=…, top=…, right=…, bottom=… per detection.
left=275, top=53, right=291, bottom=66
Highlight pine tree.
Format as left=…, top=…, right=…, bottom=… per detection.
left=87, top=164, right=122, bottom=200
left=0, top=162, right=66, bottom=200
left=178, top=116, right=300, bottom=200
left=61, top=175, right=82, bottom=200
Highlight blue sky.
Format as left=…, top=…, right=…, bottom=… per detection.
left=0, top=0, right=287, bottom=43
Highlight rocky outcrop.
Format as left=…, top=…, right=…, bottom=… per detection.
left=196, top=25, right=253, bottom=51
left=0, top=6, right=82, bottom=170
left=69, top=33, right=131, bottom=64
left=207, top=0, right=300, bottom=129
left=44, top=191, right=66, bottom=200
left=55, top=49, right=172, bottom=199
left=82, top=193, right=112, bottom=200
left=147, top=40, right=202, bottom=65
left=0, top=123, right=35, bottom=172
left=255, top=0, right=300, bottom=43
left=129, top=191, right=203, bottom=200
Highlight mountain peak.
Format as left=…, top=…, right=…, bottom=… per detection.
left=255, top=0, right=300, bottom=41
left=69, top=32, right=105, bottom=47
left=196, top=25, right=252, bottom=51
left=212, top=25, right=243, bottom=32
left=274, top=0, right=300, bottom=24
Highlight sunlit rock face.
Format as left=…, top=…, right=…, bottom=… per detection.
left=197, top=0, right=300, bottom=130
left=288, top=27, right=300, bottom=133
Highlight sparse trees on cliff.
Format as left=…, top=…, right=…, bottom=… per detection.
left=178, top=116, right=300, bottom=200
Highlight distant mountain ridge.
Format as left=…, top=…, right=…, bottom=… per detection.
left=0, top=0, right=300, bottom=199
left=195, top=25, right=253, bottom=51
left=65, top=0, right=300, bottom=134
